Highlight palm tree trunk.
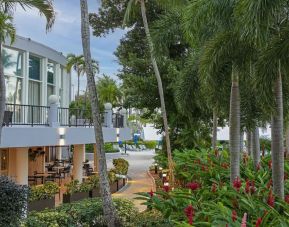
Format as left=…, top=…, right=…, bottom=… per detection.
left=240, top=130, right=244, bottom=153
left=229, top=65, right=240, bottom=184
left=80, top=1, right=118, bottom=226
left=247, top=131, right=252, bottom=155
left=0, top=41, right=6, bottom=144
left=140, top=0, right=174, bottom=185
left=77, top=72, right=80, bottom=98
left=252, top=127, right=260, bottom=169
left=271, top=66, right=284, bottom=198
left=212, top=110, right=217, bottom=151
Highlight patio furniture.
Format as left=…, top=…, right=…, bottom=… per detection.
left=2, top=111, right=13, bottom=126
left=83, top=163, right=93, bottom=176
left=61, top=165, right=71, bottom=178
left=34, top=172, right=53, bottom=184
left=28, top=176, right=37, bottom=185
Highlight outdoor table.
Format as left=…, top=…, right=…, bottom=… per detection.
left=52, top=166, right=65, bottom=174
left=34, top=173, right=53, bottom=184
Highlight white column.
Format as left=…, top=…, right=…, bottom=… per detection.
left=73, top=144, right=84, bottom=182
left=41, top=58, right=48, bottom=106
left=48, top=95, right=59, bottom=127
left=104, top=103, right=113, bottom=128
left=120, top=108, right=128, bottom=127
left=22, top=51, right=29, bottom=105
left=15, top=148, right=28, bottom=185
left=55, top=64, right=60, bottom=99
left=83, top=145, right=86, bottom=162
left=56, top=147, right=62, bottom=160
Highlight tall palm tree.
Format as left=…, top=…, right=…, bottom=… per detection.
left=66, top=54, right=99, bottom=98
left=124, top=0, right=176, bottom=186
left=0, top=0, right=55, bottom=144
left=79, top=0, right=118, bottom=226
left=236, top=0, right=289, bottom=198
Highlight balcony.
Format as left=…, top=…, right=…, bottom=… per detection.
left=4, top=103, right=125, bottom=128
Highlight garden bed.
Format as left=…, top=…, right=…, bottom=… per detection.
left=28, top=197, right=55, bottom=212
left=63, top=191, right=90, bottom=203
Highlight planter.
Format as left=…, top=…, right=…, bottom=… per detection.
left=28, top=197, right=55, bottom=212
left=117, top=178, right=126, bottom=190
left=110, top=180, right=118, bottom=193
left=63, top=191, right=90, bottom=203
left=89, top=187, right=100, bottom=198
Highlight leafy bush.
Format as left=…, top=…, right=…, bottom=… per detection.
left=142, top=149, right=289, bottom=226
left=134, top=210, right=173, bottom=227
left=113, top=158, right=129, bottom=175
left=108, top=169, right=117, bottom=183
left=105, top=143, right=119, bottom=153
left=143, top=140, right=157, bottom=149
left=64, top=180, right=93, bottom=195
left=86, top=174, right=99, bottom=188
left=29, top=182, right=59, bottom=202
left=0, top=176, right=28, bottom=226
left=23, top=198, right=138, bottom=227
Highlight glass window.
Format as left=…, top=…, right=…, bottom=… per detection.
left=28, top=81, right=41, bottom=123
left=47, top=62, right=55, bottom=84
left=29, top=55, right=41, bottom=80
left=2, top=47, right=23, bottom=77
left=5, top=76, right=22, bottom=104
left=0, top=149, right=9, bottom=176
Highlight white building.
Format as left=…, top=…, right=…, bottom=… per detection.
left=0, top=36, right=131, bottom=185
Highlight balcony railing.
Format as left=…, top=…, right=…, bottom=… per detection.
left=4, top=103, right=49, bottom=126
left=3, top=103, right=125, bottom=128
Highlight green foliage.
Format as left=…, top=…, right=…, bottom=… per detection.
left=108, top=169, right=117, bottom=183
left=104, top=143, right=119, bottom=153
left=64, top=180, right=93, bottom=195
left=29, top=182, right=59, bottom=202
left=0, top=176, right=28, bottom=226
left=143, top=140, right=157, bottom=149
left=23, top=198, right=138, bottom=227
left=133, top=210, right=173, bottom=227
left=113, top=158, right=129, bottom=175
left=142, top=149, right=289, bottom=226
left=86, top=175, right=99, bottom=189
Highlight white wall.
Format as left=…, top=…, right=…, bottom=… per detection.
left=143, top=124, right=162, bottom=141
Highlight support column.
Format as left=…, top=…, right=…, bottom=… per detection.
left=15, top=148, right=28, bottom=185
left=83, top=145, right=86, bottom=162
left=93, top=144, right=99, bottom=173
left=56, top=147, right=62, bottom=160
left=73, top=144, right=84, bottom=182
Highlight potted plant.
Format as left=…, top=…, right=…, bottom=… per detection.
left=28, top=182, right=59, bottom=212
left=87, top=175, right=100, bottom=198
left=113, top=158, right=129, bottom=190
left=108, top=169, right=118, bottom=193
left=63, top=180, right=91, bottom=203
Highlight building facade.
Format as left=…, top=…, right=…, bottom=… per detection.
left=0, top=36, right=131, bottom=184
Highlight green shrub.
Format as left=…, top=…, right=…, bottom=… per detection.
left=29, top=182, right=59, bottom=202
left=108, top=169, right=117, bottom=183
left=64, top=180, right=93, bottom=195
left=86, top=175, right=99, bottom=188
left=113, top=158, right=129, bottom=175
left=23, top=198, right=138, bottom=227
left=105, top=143, right=119, bottom=153
left=0, top=176, right=28, bottom=226
left=134, top=210, right=173, bottom=227
left=143, top=141, right=157, bottom=149
left=85, top=144, right=94, bottom=153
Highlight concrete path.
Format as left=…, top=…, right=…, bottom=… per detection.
left=86, top=150, right=155, bottom=211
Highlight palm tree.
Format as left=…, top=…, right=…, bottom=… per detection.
left=124, top=0, right=175, bottom=186
left=236, top=0, right=289, bottom=199
left=79, top=0, right=118, bottom=226
left=66, top=54, right=99, bottom=98
left=96, top=75, right=121, bottom=107
left=0, top=0, right=55, bottom=144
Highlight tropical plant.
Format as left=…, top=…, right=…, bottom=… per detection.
left=113, top=158, right=129, bottom=175
left=79, top=0, right=118, bottom=226
left=29, top=182, right=59, bottom=202
left=66, top=53, right=99, bottom=98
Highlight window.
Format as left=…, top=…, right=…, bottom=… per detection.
left=0, top=149, right=9, bottom=176
left=3, top=47, right=23, bottom=104
left=29, top=55, right=41, bottom=80
left=3, top=48, right=23, bottom=77
left=47, top=62, right=55, bottom=102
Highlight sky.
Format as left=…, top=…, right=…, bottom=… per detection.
left=13, top=0, right=126, bottom=98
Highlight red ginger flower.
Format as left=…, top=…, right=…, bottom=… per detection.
left=184, top=204, right=194, bottom=225
left=232, top=210, right=237, bottom=222
left=149, top=189, right=154, bottom=197
left=233, top=177, right=242, bottom=191
left=285, top=195, right=289, bottom=204
left=268, top=160, right=272, bottom=169
left=163, top=185, right=170, bottom=192
left=212, top=183, right=217, bottom=193
left=267, top=190, right=275, bottom=207
left=245, top=180, right=256, bottom=194
left=187, top=182, right=200, bottom=191
left=241, top=213, right=247, bottom=227
left=255, top=217, right=262, bottom=227
left=266, top=179, right=272, bottom=189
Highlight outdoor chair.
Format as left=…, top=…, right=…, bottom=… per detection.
left=2, top=111, right=13, bottom=126
left=83, top=163, right=93, bottom=176
left=61, top=165, right=71, bottom=178
left=28, top=176, right=37, bottom=185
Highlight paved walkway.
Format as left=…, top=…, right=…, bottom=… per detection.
left=86, top=150, right=155, bottom=211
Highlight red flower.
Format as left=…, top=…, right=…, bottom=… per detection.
left=221, top=163, right=229, bottom=169
left=255, top=217, right=262, bottom=227
left=285, top=195, right=289, bottom=204
left=268, top=160, right=272, bottom=169
left=267, top=190, right=275, bottom=207
left=233, top=177, right=242, bottom=191
left=250, top=181, right=256, bottom=193
left=245, top=180, right=250, bottom=193
left=163, top=185, right=170, bottom=192
left=149, top=189, right=154, bottom=197
left=184, top=204, right=194, bottom=225
left=186, top=182, right=200, bottom=191
left=266, top=179, right=272, bottom=189
left=212, top=183, right=217, bottom=193
left=245, top=180, right=256, bottom=194
left=232, top=210, right=237, bottom=222
left=256, top=163, right=261, bottom=171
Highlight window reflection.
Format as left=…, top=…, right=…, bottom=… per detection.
left=2, top=48, right=23, bottom=77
